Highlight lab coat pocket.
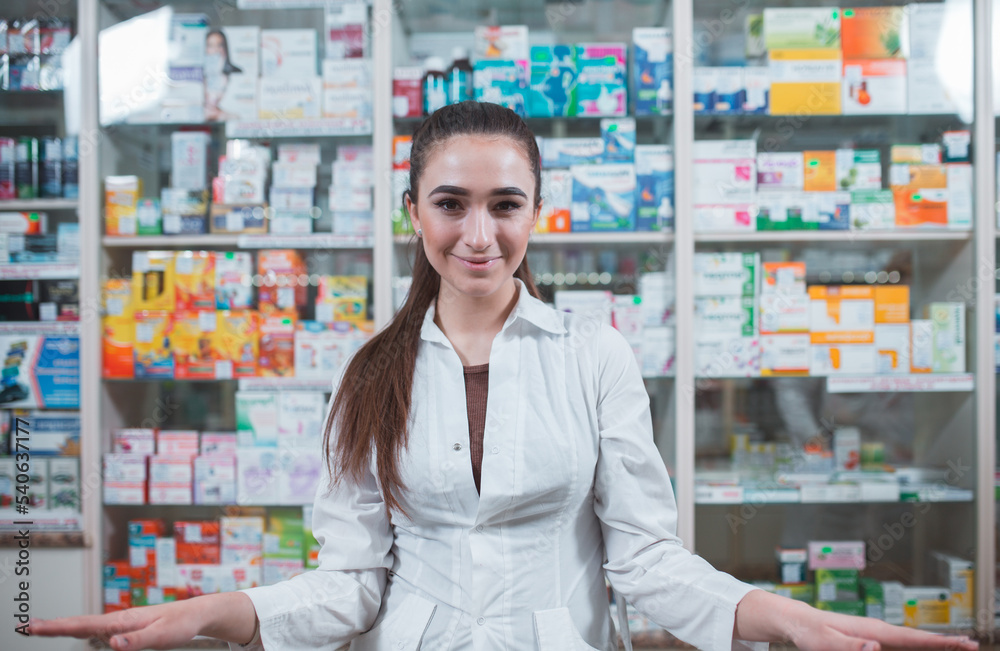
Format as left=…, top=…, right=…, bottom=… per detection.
left=532, top=606, right=603, bottom=651
left=350, top=593, right=437, bottom=651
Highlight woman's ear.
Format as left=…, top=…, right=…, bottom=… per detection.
left=404, top=190, right=421, bottom=233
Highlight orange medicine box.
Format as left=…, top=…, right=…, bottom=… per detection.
left=215, top=310, right=259, bottom=378
left=874, top=286, right=909, bottom=323
left=132, top=251, right=176, bottom=312
left=809, top=286, right=875, bottom=344
left=103, top=316, right=135, bottom=379
left=172, top=311, right=217, bottom=380
left=840, top=7, right=905, bottom=59
left=890, top=164, right=948, bottom=228
left=174, top=251, right=216, bottom=310
left=803, top=151, right=837, bottom=191
left=134, top=310, right=173, bottom=378
left=259, top=313, right=296, bottom=377
left=257, top=250, right=307, bottom=315
left=174, top=521, right=221, bottom=565
left=103, top=278, right=133, bottom=317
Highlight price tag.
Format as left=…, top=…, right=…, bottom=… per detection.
left=889, top=164, right=910, bottom=187
left=136, top=323, right=155, bottom=343
left=107, top=297, right=125, bottom=317
left=119, top=216, right=137, bottom=235
left=215, top=360, right=233, bottom=379
left=175, top=255, right=194, bottom=274
left=130, top=546, right=148, bottom=567
left=199, top=311, right=217, bottom=332
left=39, top=302, right=57, bottom=321
left=277, top=287, right=295, bottom=309
left=134, top=254, right=150, bottom=273
left=185, top=523, right=202, bottom=543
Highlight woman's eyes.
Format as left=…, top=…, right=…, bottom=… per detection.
left=432, top=200, right=523, bottom=213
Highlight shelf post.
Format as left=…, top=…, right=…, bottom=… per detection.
left=372, top=0, right=394, bottom=329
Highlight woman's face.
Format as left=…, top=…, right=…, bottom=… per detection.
left=407, top=135, right=538, bottom=301
left=206, top=33, right=226, bottom=57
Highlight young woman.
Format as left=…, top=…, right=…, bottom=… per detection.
left=31, top=102, right=977, bottom=651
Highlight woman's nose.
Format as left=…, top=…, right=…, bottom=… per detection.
left=464, top=205, right=494, bottom=250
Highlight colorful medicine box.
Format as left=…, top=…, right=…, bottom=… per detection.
left=215, top=310, right=259, bottom=378
left=172, top=310, right=217, bottom=380
left=132, top=251, right=176, bottom=312
left=259, top=314, right=296, bottom=377
left=573, top=44, right=627, bottom=116
left=570, top=163, right=636, bottom=231
left=527, top=45, right=576, bottom=118
left=632, top=27, right=672, bottom=116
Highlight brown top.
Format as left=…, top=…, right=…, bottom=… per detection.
left=463, top=363, right=489, bottom=494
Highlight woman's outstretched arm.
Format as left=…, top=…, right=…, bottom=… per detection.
left=733, top=588, right=979, bottom=651
left=29, top=590, right=257, bottom=651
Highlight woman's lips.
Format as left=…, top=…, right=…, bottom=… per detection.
left=454, top=255, right=500, bottom=270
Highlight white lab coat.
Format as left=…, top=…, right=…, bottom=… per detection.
left=232, top=280, right=765, bottom=651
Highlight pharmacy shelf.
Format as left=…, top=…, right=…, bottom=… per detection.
left=236, top=234, right=373, bottom=249
left=694, top=111, right=961, bottom=125
left=0, top=531, right=85, bottom=548
left=103, top=235, right=241, bottom=248
left=0, top=199, right=78, bottom=211
left=695, top=230, right=974, bottom=243
left=395, top=232, right=674, bottom=246
left=226, top=118, right=372, bottom=138
left=0, top=322, right=80, bottom=335
left=0, top=263, right=80, bottom=280
left=695, top=486, right=975, bottom=505
left=826, top=374, right=975, bottom=393
left=103, top=234, right=373, bottom=249
left=90, top=636, right=225, bottom=649
left=238, top=377, right=333, bottom=392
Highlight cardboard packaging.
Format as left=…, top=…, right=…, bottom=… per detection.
left=103, top=317, right=135, bottom=379
left=473, top=60, right=528, bottom=117
left=570, top=163, right=636, bottom=231
left=808, top=540, right=866, bottom=570
left=930, top=551, right=974, bottom=627
left=527, top=45, right=577, bottom=118
left=695, top=296, right=756, bottom=337
left=172, top=310, right=217, bottom=380
left=105, top=176, right=141, bottom=236
left=760, top=334, right=810, bottom=375
left=174, top=520, right=221, bottom=564
left=259, top=314, right=296, bottom=377
left=632, top=27, right=672, bottom=116
left=836, top=149, right=882, bottom=190
left=841, top=59, right=906, bottom=114
left=763, top=8, right=841, bottom=49
left=850, top=189, right=895, bottom=230
left=103, top=454, right=146, bottom=504
left=903, top=587, right=951, bottom=627
left=132, top=251, right=176, bottom=312
left=634, top=145, right=674, bottom=231
left=200, top=432, right=238, bottom=456
left=757, top=153, right=804, bottom=192
left=294, top=320, right=372, bottom=380
left=260, top=29, right=316, bottom=77
left=768, top=49, right=842, bottom=115
left=816, top=569, right=860, bottom=602
left=875, top=286, right=909, bottom=324
left=215, top=252, right=253, bottom=310
left=236, top=392, right=279, bottom=447
left=278, top=392, right=327, bottom=450
left=910, top=319, right=934, bottom=373
left=257, top=250, right=307, bottom=315
left=236, top=447, right=280, bottom=504
left=810, top=344, right=876, bottom=376
left=316, top=275, right=368, bottom=323
left=541, top=137, right=604, bottom=168
left=170, top=131, right=210, bottom=191
left=694, top=334, right=760, bottom=378
left=907, top=5, right=958, bottom=114
left=134, top=311, right=173, bottom=379
left=573, top=44, right=627, bottom=116
left=174, top=251, right=215, bottom=310
left=157, top=430, right=199, bottom=457
left=392, top=67, right=422, bottom=118
left=278, top=449, right=323, bottom=505
left=927, top=302, right=965, bottom=372
left=875, top=324, right=910, bottom=374
left=694, top=252, right=758, bottom=297
left=834, top=426, right=861, bottom=471
left=215, top=310, right=259, bottom=378
left=840, top=7, right=905, bottom=59
left=148, top=455, right=192, bottom=504
left=538, top=170, right=572, bottom=234
left=809, top=286, right=875, bottom=343
left=692, top=140, right=756, bottom=231
left=221, top=516, right=264, bottom=566
left=760, top=294, right=810, bottom=334
left=112, top=428, right=155, bottom=455
left=257, top=77, right=322, bottom=120
left=474, top=25, right=529, bottom=61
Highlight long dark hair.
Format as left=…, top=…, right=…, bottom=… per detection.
left=322, top=101, right=542, bottom=516
left=207, top=30, right=242, bottom=75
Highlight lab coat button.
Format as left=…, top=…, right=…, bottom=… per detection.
left=477, top=617, right=486, bottom=625
left=491, top=446, right=499, bottom=454
left=453, top=443, right=462, bottom=451
left=396, top=642, right=405, bottom=649
left=476, top=524, right=484, bottom=532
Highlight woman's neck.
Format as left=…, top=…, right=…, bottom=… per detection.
left=434, top=279, right=520, bottom=365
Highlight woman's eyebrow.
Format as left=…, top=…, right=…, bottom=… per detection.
left=427, top=185, right=528, bottom=199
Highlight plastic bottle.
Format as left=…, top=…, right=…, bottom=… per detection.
left=448, top=46, right=473, bottom=104
left=422, top=56, right=448, bottom=115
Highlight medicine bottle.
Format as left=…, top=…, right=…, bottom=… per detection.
left=448, top=47, right=473, bottom=104
left=423, top=56, right=449, bottom=115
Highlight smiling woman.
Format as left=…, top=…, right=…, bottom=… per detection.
left=26, top=102, right=980, bottom=651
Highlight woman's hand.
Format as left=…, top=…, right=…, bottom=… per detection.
left=787, top=606, right=979, bottom=651
left=28, top=591, right=258, bottom=651
left=735, top=589, right=979, bottom=651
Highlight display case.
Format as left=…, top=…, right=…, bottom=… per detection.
left=90, top=0, right=377, bottom=643
left=0, top=0, right=88, bottom=547
left=37, top=0, right=1000, bottom=646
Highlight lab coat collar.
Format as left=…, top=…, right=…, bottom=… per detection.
left=420, top=278, right=567, bottom=345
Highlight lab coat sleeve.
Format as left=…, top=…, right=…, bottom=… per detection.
left=592, top=324, right=767, bottom=651
left=228, top=382, right=393, bottom=651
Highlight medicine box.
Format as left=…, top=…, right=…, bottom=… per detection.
left=258, top=77, right=322, bottom=120
left=172, top=311, right=216, bottom=380
left=157, top=430, right=199, bottom=457
left=236, top=447, right=280, bottom=504
left=694, top=334, right=760, bottom=378
left=105, top=176, right=141, bottom=236
left=260, top=29, right=316, bottom=77
left=809, top=286, right=875, bottom=343
left=112, top=428, right=155, bottom=455
left=538, top=170, right=572, bottom=234
left=258, top=314, right=296, bottom=377
left=762, top=261, right=806, bottom=295
left=322, top=88, right=371, bottom=120
left=763, top=8, right=841, bottom=49
left=257, top=249, right=307, bottom=314
left=474, top=25, right=529, bottom=61
left=907, top=4, right=957, bottom=114
left=841, top=7, right=905, bottom=59
left=278, top=392, right=327, bottom=450
left=841, top=60, right=906, bottom=115
left=875, top=324, right=910, bottom=374
left=760, top=334, right=810, bottom=375
left=236, top=392, right=279, bottom=447
left=927, top=302, right=965, bottom=373
left=221, top=516, right=264, bottom=566
left=693, top=252, right=758, bottom=297
left=265, top=509, right=304, bottom=559
left=601, top=119, right=635, bottom=162
left=850, top=189, right=895, bottom=230
left=810, top=343, right=876, bottom=376
left=0, top=336, right=79, bottom=409
left=278, top=449, right=323, bottom=505
left=573, top=44, right=627, bottom=116
left=103, top=454, right=146, bottom=504
left=760, top=294, right=810, bottom=334
left=695, top=296, right=756, bottom=337
left=322, top=59, right=372, bottom=90
left=215, top=252, right=253, bottom=310
left=132, top=251, right=176, bottom=312
left=570, top=164, right=636, bottom=231
left=293, top=320, right=371, bottom=380
left=634, top=145, right=673, bottom=231
left=930, top=551, right=974, bottom=627
left=712, top=67, right=744, bottom=114
left=816, top=569, right=860, bottom=602
left=473, top=60, right=528, bottom=117
left=641, top=325, right=675, bottom=377
left=200, top=432, right=238, bottom=456
left=835, top=149, right=881, bottom=190
left=834, top=426, right=861, bottom=471
left=541, top=138, right=604, bottom=168
left=527, top=45, right=576, bottom=118
left=215, top=310, right=259, bottom=379
left=775, top=548, right=808, bottom=584
left=170, top=132, right=210, bottom=191
left=757, top=153, right=804, bottom=192
left=903, top=587, right=951, bottom=627
left=808, top=540, right=866, bottom=570
left=768, top=49, right=842, bottom=115
left=910, top=319, right=934, bottom=373
left=632, top=27, right=672, bottom=116
left=743, top=67, right=769, bottom=113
